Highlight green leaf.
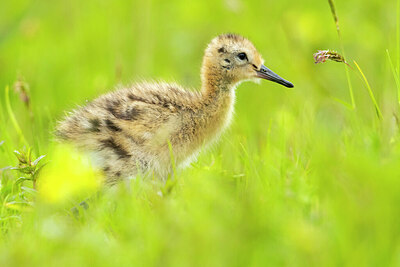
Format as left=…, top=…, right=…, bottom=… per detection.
left=15, top=177, right=30, bottom=185
left=11, top=166, right=33, bottom=174
left=21, top=186, right=37, bottom=195
left=32, top=155, right=46, bottom=166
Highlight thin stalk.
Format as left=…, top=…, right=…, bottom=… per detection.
left=386, top=49, right=400, bottom=104
left=5, top=86, right=28, bottom=146
left=161, top=140, right=178, bottom=196
left=397, top=0, right=400, bottom=75
left=328, top=0, right=355, bottom=109
left=342, top=51, right=355, bottom=109
left=397, top=0, right=400, bottom=110
left=353, top=61, right=382, bottom=119
left=332, top=97, right=354, bottom=110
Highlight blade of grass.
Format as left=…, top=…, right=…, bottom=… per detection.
left=332, top=97, right=354, bottom=110
left=343, top=59, right=355, bottom=109
left=328, top=0, right=340, bottom=36
left=353, top=61, right=382, bottom=119
left=386, top=49, right=400, bottom=104
left=161, top=140, right=177, bottom=196
left=0, top=110, right=16, bottom=163
left=327, top=0, right=355, bottom=109
left=397, top=0, right=400, bottom=75
left=5, top=86, right=28, bottom=147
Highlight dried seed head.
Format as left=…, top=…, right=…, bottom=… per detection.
left=313, top=50, right=348, bottom=65
left=13, top=78, right=30, bottom=108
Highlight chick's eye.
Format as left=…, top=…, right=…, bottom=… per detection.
left=237, top=52, right=248, bottom=61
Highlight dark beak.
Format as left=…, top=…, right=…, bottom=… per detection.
left=255, top=64, right=294, bottom=88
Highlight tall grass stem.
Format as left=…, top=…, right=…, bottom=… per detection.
left=353, top=61, right=382, bottom=119
left=386, top=50, right=400, bottom=104
left=328, top=0, right=355, bottom=109
left=5, top=86, right=28, bottom=147
left=397, top=0, right=400, bottom=75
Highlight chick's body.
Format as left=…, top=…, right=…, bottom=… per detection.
left=56, top=34, right=293, bottom=184
left=57, top=82, right=234, bottom=183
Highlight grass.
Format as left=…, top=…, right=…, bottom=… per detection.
left=1, top=0, right=400, bottom=266
left=4, top=86, right=28, bottom=147
left=328, top=0, right=356, bottom=110
left=353, top=60, right=383, bottom=119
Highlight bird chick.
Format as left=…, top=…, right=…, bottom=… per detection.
left=56, top=34, right=293, bottom=184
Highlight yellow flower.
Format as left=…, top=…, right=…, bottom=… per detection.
left=38, top=144, right=103, bottom=204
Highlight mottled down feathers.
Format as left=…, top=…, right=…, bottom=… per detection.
left=56, top=34, right=266, bottom=184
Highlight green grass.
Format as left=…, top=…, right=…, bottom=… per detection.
left=1, top=0, right=400, bottom=266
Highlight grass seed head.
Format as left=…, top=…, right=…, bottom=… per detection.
left=313, top=50, right=349, bottom=66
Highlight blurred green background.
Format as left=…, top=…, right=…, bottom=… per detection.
left=1, top=0, right=400, bottom=266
